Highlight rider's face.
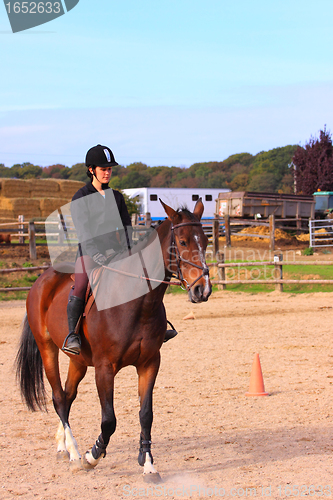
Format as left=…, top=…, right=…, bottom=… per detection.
left=93, top=166, right=112, bottom=184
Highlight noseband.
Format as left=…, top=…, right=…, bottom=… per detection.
left=170, top=221, right=210, bottom=291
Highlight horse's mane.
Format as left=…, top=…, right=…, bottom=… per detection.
left=176, top=205, right=198, bottom=222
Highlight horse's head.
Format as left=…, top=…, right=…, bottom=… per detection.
left=160, top=198, right=212, bottom=303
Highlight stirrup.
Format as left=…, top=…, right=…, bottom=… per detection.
left=164, top=320, right=178, bottom=343
left=62, top=332, right=81, bottom=355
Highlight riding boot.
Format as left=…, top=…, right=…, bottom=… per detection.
left=62, top=296, right=85, bottom=355
left=163, top=320, right=178, bottom=343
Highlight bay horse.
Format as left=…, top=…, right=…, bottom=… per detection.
left=15, top=199, right=212, bottom=481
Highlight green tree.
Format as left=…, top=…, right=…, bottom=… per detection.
left=228, top=173, right=249, bottom=191
left=119, top=170, right=150, bottom=188
left=121, top=192, right=139, bottom=216
left=0, top=164, right=11, bottom=177
left=247, top=173, right=278, bottom=192
left=68, top=163, right=87, bottom=182
left=127, top=162, right=148, bottom=172
left=249, top=146, right=297, bottom=192
left=10, top=162, right=42, bottom=178
left=109, top=176, right=122, bottom=189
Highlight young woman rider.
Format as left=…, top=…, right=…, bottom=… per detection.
left=62, top=144, right=177, bottom=356
left=62, top=144, right=132, bottom=355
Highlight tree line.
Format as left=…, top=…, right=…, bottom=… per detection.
left=0, top=146, right=297, bottom=193
left=1, top=128, right=332, bottom=195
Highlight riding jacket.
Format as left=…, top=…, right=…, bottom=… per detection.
left=71, top=182, right=132, bottom=259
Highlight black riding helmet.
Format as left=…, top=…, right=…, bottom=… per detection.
left=85, top=144, right=118, bottom=179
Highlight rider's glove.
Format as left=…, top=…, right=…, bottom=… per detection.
left=92, top=252, right=107, bottom=266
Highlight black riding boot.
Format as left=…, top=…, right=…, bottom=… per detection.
left=62, top=296, right=85, bottom=355
left=164, top=320, right=178, bottom=343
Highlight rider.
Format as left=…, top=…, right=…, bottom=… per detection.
left=62, top=144, right=177, bottom=356
left=62, top=144, right=132, bottom=355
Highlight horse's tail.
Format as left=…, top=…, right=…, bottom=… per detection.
left=15, top=313, right=47, bottom=411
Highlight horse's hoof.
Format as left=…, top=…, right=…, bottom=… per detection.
left=56, top=451, right=69, bottom=461
left=143, top=472, right=163, bottom=484
left=81, top=452, right=97, bottom=470
left=69, top=459, right=82, bottom=473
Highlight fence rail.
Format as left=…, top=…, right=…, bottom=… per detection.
left=210, top=255, right=333, bottom=292
left=1, top=258, right=333, bottom=293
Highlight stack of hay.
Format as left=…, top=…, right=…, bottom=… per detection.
left=0, top=178, right=85, bottom=220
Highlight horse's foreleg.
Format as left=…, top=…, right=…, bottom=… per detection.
left=82, top=363, right=116, bottom=470
left=137, top=352, right=161, bottom=483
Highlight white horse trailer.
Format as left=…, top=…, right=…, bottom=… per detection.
left=122, top=187, right=230, bottom=221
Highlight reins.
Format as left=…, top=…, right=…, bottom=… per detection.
left=102, top=219, right=209, bottom=291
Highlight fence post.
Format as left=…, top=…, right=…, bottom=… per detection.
left=274, top=253, right=283, bottom=292
left=18, top=215, right=25, bottom=244
left=29, top=221, right=37, bottom=260
left=145, top=212, right=152, bottom=227
left=213, top=218, right=220, bottom=258
left=269, top=214, right=275, bottom=251
left=309, top=218, right=313, bottom=247
left=224, top=215, right=231, bottom=247
left=216, top=251, right=226, bottom=290
left=57, top=213, right=64, bottom=244
left=131, top=213, right=138, bottom=226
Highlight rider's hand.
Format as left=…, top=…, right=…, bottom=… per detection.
left=92, top=252, right=107, bottom=266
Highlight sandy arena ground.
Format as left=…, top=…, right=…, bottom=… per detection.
left=1, top=288, right=333, bottom=500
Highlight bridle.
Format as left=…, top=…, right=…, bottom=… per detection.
left=102, top=219, right=210, bottom=291
left=169, top=221, right=210, bottom=291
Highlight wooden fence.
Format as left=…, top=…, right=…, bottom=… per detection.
left=210, top=253, right=333, bottom=291
left=1, top=213, right=313, bottom=261
left=0, top=265, right=50, bottom=292
left=1, top=258, right=333, bottom=293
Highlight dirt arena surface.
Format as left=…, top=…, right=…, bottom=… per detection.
left=1, top=288, right=333, bottom=500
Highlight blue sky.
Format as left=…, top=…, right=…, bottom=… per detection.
left=1, top=0, right=333, bottom=167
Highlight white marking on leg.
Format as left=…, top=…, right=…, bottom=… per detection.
left=55, top=421, right=66, bottom=453
left=64, top=425, right=81, bottom=461
left=84, top=450, right=101, bottom=467
left=143, top=453, right=157, bottom=474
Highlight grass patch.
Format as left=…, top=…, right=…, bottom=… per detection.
left=0, top=271, right=40, bottom=300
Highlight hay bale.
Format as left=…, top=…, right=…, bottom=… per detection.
left=40, top=198, right=70, bottom=218
left=0, top=208, right=15, bottom=219
left=56, top=180, right=85, bottom=199
left=0, top=179, right=31, bottom=198
left=1, top=198, right=41, bottom=218
left=0, top=198, right=15, bottom=219
left=28, top=179, right=60, bottom=198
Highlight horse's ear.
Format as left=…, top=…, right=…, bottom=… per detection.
left=193, top=198, right=204, bottom=220
left=159, top=199, right=180, bottom=222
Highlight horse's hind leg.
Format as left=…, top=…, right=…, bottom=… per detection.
left=137, top=353, right=162, bottom=483
left=53, top=358, right=87, bottom=464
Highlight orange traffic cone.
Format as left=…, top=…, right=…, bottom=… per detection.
left=182, top=311, right=195, bottom=320
left=245, top=353, right=269, bottom=396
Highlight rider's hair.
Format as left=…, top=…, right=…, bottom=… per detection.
left=86, top=165, right=95, bottom=180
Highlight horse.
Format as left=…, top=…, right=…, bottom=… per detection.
left=15, top=199, right=212, bottom=482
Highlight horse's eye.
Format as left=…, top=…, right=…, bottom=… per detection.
left=179, top=240, right=187, bottom=247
